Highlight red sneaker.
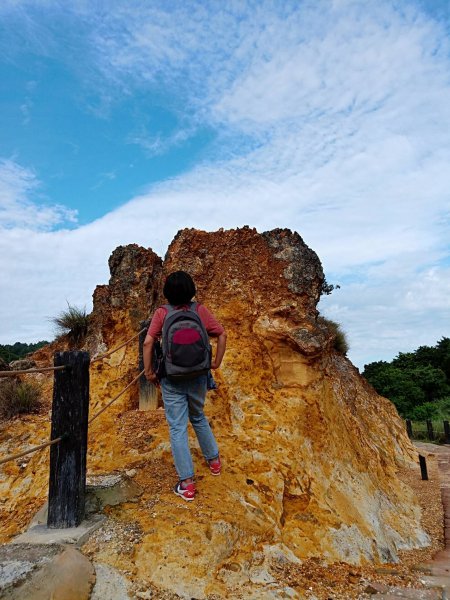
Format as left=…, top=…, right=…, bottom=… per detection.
left=173, top=481, right=196, bottom=501
left=209, top=457, right=221, bottom=476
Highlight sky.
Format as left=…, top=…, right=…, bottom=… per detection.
left=0, top=0, right=449, bottom=370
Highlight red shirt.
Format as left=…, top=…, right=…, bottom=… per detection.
left=147, top=304, right=225, bottom=339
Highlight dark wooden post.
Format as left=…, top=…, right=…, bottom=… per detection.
left=426, top=420, right=434, bottom=441
left=406, top=419, right=413, bottom=438
left=444, top=420, right=450, bottom=444
left=419, top=455, right=428, bottom=480
left=48, top=351, right=90, bottom=528
left=138, top=320, right=158, bottom=411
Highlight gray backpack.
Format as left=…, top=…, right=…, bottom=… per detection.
left=161, top=302, right=211, bottom=380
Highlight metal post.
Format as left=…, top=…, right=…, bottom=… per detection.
left=138, top=320, right=158, bottom=411
left=47, top=351, right=90, bottom=528
left=444, top=421, right=450, bottom=445
left=406, top=419, right=413, bottom=438
left=419, top=455, right=428, bottom=481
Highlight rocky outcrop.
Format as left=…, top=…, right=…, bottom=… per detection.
left=8, top=360, right=36, bottom=371
left=0, top=227, right=429, bottom=599
left=87, top=244, right=162, bottom=358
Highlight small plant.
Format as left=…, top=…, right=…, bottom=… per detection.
left=321, top=279, right=341, bottom=296
left=318, top=316, right=349, bottom=355
left=0, top=379, right=42, bottom=419
left=52, top=303, right=89, bottom=344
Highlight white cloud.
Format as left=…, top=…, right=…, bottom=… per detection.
left=0, top=159, right=77, bottom=231
left=127, top=127, right=195, bottom=157
left=0, top=0, right=449, bottom=369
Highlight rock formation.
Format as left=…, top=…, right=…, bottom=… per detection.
left=0, top=227, right=429, bottom=599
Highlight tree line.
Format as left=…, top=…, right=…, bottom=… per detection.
left=0, top=341, right=49, bottom=364
left=362, top=337, right=450, bottom=420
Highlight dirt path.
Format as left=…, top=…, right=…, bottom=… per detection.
left=365, top=442, right=450, bottom=600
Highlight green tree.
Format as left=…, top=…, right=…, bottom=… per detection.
left=0, top=341, right=48, bottom=363
left=363, top=338, right=450, bottom=419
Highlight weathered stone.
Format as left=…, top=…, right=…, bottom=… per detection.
left=8, top=359, right=36, bottom=371
left=0, top=227, right=434, bottom=599
left=0, top=543, right=62, bottom=594
left=365, top=582, right=391, bottom=594
left=87, top=244, right=162, bottom=361
left=91, top=562, right=131, bottom=599
left=3, top=547, right=95, bottom=600
left=85, top=473, right=143, bottom=511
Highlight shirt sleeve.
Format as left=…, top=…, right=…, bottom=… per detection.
left=197, top=304, right=225, bottom=336
left=147, top=307, right=167, bottom=339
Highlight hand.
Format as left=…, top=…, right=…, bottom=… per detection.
left=210, top=360, right=220, bottom=370
left=145, top=370, right=159, bottom=385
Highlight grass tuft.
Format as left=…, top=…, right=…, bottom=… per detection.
left=0, top=379, right=42, bottom=419
left=52, top=303, right=89, bottom=344
left=318, top=316, right=349, bottom=355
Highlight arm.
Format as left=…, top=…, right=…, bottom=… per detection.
left=211, top=331, right=227, bottom=370
left=143, top=308, right=165, bottom=384
left=143, top=334, right=158, bottom=384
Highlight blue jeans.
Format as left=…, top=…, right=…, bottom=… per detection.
left=161, top=375, right=219, bottom=481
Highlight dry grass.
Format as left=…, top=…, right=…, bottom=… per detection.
left=0, top=379, right=42, bottom=420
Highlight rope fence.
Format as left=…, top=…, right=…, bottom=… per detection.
left=0, top=436, right=65, bottom=467
left=0, top=327, right=152, bottom=527
left=0, top=365, right=68, bottom=377
left=0, top=325, right=148, bottom=376
left=89, top=369, right=144, bottom=424
left=91, top=328, right=146, bottom=364
left=0, top=369, right=145, bottom=466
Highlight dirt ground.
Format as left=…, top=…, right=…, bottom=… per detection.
left=81, top=420, right=446, bottom=599
left=270, top=449, right=445, bottom=599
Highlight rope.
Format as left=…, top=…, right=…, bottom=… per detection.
left=0, top=348, right=145, bottom=465
left=91, top=328, right=147, bottom=364
left=0, top=435, right=64, bottom=467
left=0, top=365, right=67, bottom=378
left=89, top=369, right=144, bottom=424
left=0, top=369, right=143, bottom=466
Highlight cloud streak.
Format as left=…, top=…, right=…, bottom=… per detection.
left=0, top=0, right=449, bottom=368
left=0, top=159, right=77, bottom=231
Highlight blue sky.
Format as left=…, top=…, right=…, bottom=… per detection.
left=0, top=0, right=449, bottom=369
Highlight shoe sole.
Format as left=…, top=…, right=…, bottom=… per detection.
left=173, top=488, right=195, bottom=501
left=210, top=470, right=221, bottom=476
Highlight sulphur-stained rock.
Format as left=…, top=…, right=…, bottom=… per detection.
left=133, top=227, right=428, bottom=594
left=0, top=227, right=432, bottom=599
left=87, top=244, right=162, bottom=357
left=8, top=359, right=36, bottom=371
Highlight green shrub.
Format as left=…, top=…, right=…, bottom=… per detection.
left=318, top=316, right=349, bottom=355
left=0, top=379, right=42, bottom=419
left=410, top=397, right=450, bottom=421
left=52, top=304, right=89, bottom=344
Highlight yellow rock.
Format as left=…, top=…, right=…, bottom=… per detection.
left=0, top=228, right=428, bottom=599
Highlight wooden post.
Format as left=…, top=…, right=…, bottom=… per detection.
left=426, top=420, right=434, bottom=441
left=47, top=351, right=90, bottom=528
left=406, top=419, right=413, bottom=438
left=419, top=455, right=428, bottom=480
left=444, top=420, right=450, bottom=444
left=138, top=320, right=158, bottom=411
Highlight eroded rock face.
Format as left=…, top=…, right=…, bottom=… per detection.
left=0, top=227, right=427, bottom=599
left=87, top=244, right=162, bottom=357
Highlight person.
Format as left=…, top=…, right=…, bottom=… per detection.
left=143, top=271, right=227, bottom=501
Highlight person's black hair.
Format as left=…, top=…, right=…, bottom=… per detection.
left=163, top=271, right=196, bottom=305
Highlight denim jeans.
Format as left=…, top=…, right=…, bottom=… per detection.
left=161, top=374, right=219, bottom=481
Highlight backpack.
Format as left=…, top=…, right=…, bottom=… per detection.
left=161, top=302, right=212, bottom=381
